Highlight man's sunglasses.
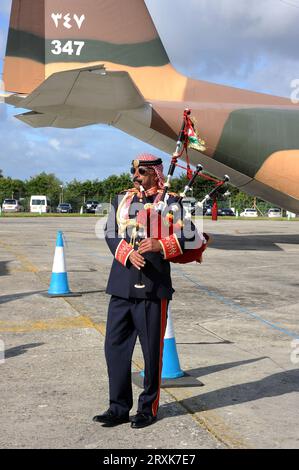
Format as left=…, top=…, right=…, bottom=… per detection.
left=130, top=166, right=153, bottom=176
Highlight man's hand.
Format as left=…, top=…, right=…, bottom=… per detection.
left=138, top=238, right=161, bottom=255
left=129, top=251, right=145, bottom=270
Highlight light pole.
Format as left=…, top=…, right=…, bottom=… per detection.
left=226, top=191, right=231, bottom=208
left=60, top=184, right=64, bottom=204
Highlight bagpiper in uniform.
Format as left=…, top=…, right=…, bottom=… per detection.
left=93, top=154, right=208, bottom=428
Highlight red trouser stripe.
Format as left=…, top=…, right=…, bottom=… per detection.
left=152, top=299, right=168, bottom=417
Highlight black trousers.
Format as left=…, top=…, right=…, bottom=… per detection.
left=104, top=296, right=168, bottom=417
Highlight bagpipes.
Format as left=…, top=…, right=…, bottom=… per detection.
left=136, top=108, right=231, bottom=265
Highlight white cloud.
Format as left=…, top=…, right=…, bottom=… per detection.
left=49, top=138, right=61, bottom=152
left=0, top=1, right=11, bottom=60
left=0, top=30, right=6, bottom=59
left=0, top=0, right=11, bottom=15
left=146, top=0, right=299, bottom=97
left=76, top=152, right=91, bottom=161
left=246, top=57, right=299, bottom=97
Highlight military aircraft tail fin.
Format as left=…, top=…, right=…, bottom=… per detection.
left=3, top=0, right=171, bottom=96
left=4, top=0, right=46, bottom=94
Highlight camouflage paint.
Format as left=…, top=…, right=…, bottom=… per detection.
left=212, top=109, right=299, bottom=177
left=7, top=30, right=169, bottom=67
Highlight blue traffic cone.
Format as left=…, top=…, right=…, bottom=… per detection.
left=48, top=231, right=71, bottom=296
left=161, top=306, right=184, bottom=379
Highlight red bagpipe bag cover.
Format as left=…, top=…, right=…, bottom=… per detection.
left=136, top=208, right=210, bottom=264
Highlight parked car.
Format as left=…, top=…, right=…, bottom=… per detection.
left=204, top=207, right=220, bottom=216
left=218, top=208, right=236, bottom=216
left=267, top=208, right=282, bottom=218
left=56, top=203, right=73, bottom=213
left=85, top=200, right=99, bottom=213
left=240, top=208, right=258, bottom=217
left=1, top=198, right=23, bottom=212
left=204, top=207, right=235, bottom=217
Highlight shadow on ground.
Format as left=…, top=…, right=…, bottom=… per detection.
left=164, top=357, right=267, bottom=389
left=0, top=290, right=46, bottom=305
left=160, top=368, right=299, bottom=417
left=4, top=343, right=45, bottom=359
left=0, top=260, right=12, bottom=277
left=210, top=234, right=299, bottom=251
left=133, top=358, right=267, bottom=390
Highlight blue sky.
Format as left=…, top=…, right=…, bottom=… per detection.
left=0, top=0, right=299, bottom=182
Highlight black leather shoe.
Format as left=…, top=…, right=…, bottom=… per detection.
left=93, top=409, right=130, bottom=426
left=131, top=413, right=157, bottom=429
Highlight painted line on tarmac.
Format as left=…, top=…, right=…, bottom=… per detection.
left=0, top=241, right=39, bottom=273
left=160, top=387, right=248, bottom=449
left=176, top=268, right=299, bottom=340
left=0, top=316, right=107, bottom=333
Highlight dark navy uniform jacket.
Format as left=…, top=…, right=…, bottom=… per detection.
left=105, top=191, right=194, bottom=300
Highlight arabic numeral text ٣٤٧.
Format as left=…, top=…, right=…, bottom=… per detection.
left=51, top=13, right=86, bottom=30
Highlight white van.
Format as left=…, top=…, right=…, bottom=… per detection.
left=30, top=195, right=51, bottom=213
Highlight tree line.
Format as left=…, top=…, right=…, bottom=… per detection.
left=0, top=170, right=271, bottom=213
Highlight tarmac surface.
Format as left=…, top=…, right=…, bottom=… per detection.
left=0, top=216, right=298, bottom=449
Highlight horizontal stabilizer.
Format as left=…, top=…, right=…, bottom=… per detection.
left=5, top=94, right=27, bottom=107
left=16, top=111, right=96, bottom=129
left=9, top=66, right=147, bottom=128
left=17, top=66, right=145, bottom=110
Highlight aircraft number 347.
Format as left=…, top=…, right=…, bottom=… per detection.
left=50, top=40, right=85, bottom=56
